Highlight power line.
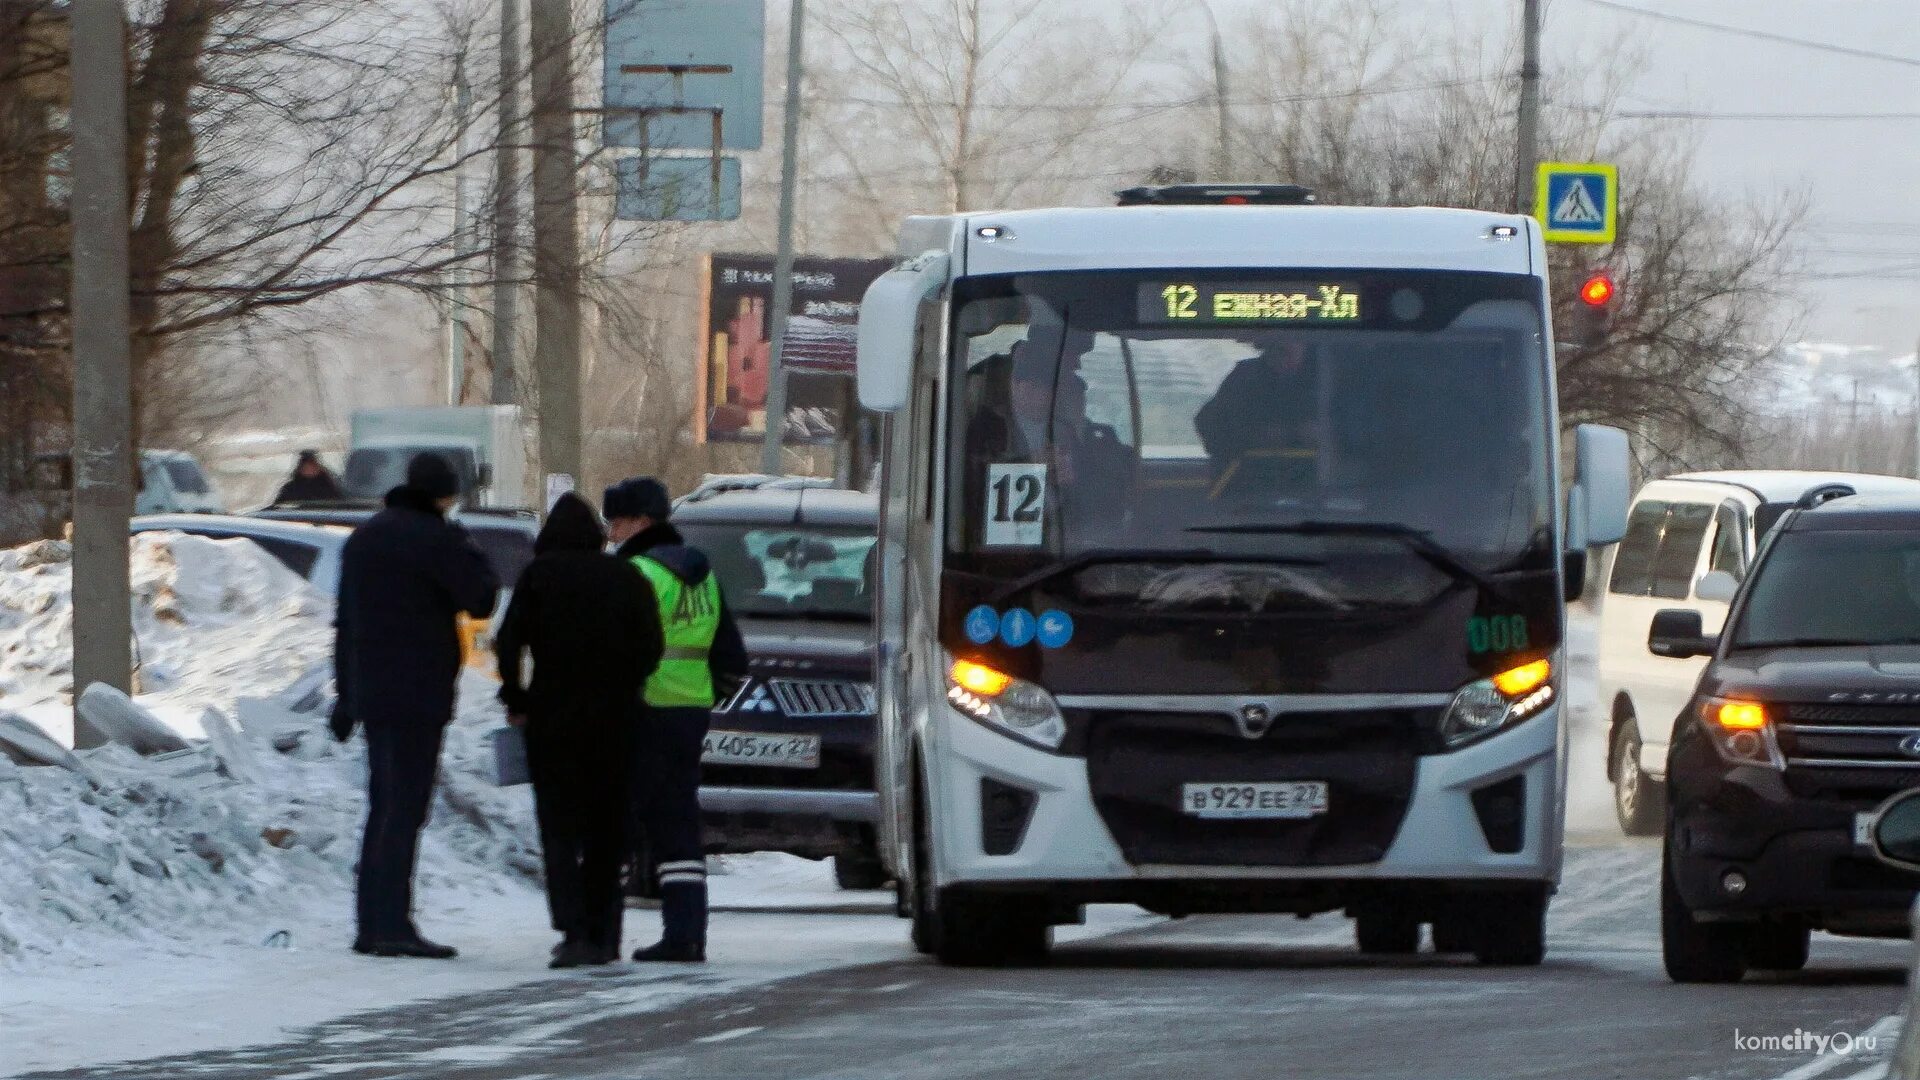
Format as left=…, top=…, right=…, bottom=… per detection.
left=1577, top=0, right=1920, bottom=70
left=1618, top=109, right=1920, bottom=121
left=815, top=76, right=1498, bottom=114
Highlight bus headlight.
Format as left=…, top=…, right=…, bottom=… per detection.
left=947, top=656, right=1067, bottom=750
left=1441, top=660, right=1554, bottom=748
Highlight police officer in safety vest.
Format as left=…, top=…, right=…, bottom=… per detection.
left=604, top=477, right=749, bottom=963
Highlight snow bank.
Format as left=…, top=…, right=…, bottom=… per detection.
left=0, top=533, right=540, bottom=972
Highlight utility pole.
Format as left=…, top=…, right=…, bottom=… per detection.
left=529, top=0, right=582, bottom=484
left=67, top=0, right=134, bottom=746
left=1197, top=1, right=1231, bottom=179
left=1513, top=0, right=1543, bottom=214
left=758, top=0, right=807, bottom=476
left=491, top=0, right=523, bottom=408
left=447, top=55, right=472, bottom=406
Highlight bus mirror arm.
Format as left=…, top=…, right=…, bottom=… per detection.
left=857, top=251, right=950, bottom=413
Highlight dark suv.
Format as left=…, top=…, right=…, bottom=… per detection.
left=1653, top=485, right=1920, bottom=982
left=669, top=487, right=885, bottom=889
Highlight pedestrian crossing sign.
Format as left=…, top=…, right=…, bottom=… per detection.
left=1535, top=162, right=1618, bottom=244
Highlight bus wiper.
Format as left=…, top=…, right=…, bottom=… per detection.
left=1186, top=520, right=1507, bottom=599
left=986, top=547, right=1322, bottom=607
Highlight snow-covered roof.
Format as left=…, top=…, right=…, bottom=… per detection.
left=1665, top=470, right=1920, bottom=502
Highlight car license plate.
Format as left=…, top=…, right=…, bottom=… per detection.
left=1181, top=781, right=1329, bottom=820
left=703, top=731, right=821, bottom=769
left=1855, top=811, right=1877, bottom=849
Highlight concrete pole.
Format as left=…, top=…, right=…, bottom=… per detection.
left=758, top=0, right=808, bottom=476
left=448, top=56, right=472, bottom=406
left=68, top=0, right=135, bottom=745
left=491, top=0, right=523, bottom=408
left=529, top=0, right=582, bottom=483
left=1197, top=1, right=1230, bottom=179
left=1513, top=0, right=1543, bottom=215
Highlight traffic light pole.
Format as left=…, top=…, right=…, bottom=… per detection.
left=68, top=0, right=135, bottom=747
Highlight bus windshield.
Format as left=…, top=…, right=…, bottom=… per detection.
left=947, top=270, right=1554, bottom=610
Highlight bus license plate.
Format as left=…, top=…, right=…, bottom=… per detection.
left=1182, top=781, right=1328, bottom=820
left=703, top=731, right=821, bottom=769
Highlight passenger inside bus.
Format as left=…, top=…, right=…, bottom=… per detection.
left=1192, top=338, right=1322, bottom=502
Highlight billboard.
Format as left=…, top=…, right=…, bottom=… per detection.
left=697, top=253, right=890, bottom=444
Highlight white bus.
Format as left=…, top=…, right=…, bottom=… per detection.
left=855, top=184, right=1631, bottom=966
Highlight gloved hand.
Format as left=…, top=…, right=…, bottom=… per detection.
left=328, top=700, right=357, bottom=743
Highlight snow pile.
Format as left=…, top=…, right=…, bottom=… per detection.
left=0, top=533, right=328, bottom=717
left=0, top=533, right=539, bottom=972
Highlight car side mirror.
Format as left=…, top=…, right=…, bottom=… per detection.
left=1649, top=608, right=1717, bottom=659
left=1695, top=570, right=1738, bottom=605
left=857, top=251, right=949, bottom=413
left=1870, top=791, right=1920, bottom=872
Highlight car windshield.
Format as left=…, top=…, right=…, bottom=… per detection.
left=946, top=270, right=1554, bottom=610
left=674, top=522, right=876, bottom=621
left=161, top=457, right=211, bottom=494
left=1734, top=529, right=1920, bottom=647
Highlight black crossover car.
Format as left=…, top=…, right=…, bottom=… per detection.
left=1653, top=484, right=1920, bottom=982
left=670, top=487, right=884, bottom=889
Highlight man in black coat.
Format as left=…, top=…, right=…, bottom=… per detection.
left=332, top=453, right=499, bottom=958
left=494, top=493, right=663, bottom=968
left=605, top=477, right=750, bottom=963
left=276, top=450, right=345, bottom=503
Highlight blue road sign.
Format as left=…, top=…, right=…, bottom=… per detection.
left=603, top=0, right=766, bottom=151
left=965, top=606, right=1000, bottom=645
left=1000, top=608, right=1037, bottom=648
left=1037, top=610, right=1075, bottom=649
left=614, top=156, right=741, bottom=221
left=1535, top=162, right=1618, bottom=244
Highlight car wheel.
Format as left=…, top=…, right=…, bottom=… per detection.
left=1612, top=721, right=1665, bottom=837
left=1748, top=922, right=1810, bottom=972
left=1471, top=887, right=1548, bottom=966
left=1354, top=910, right=1421, bottom=955
left=1662, top=846, right=1748, bottom=983
left=834, top=848, right=890, bottom=891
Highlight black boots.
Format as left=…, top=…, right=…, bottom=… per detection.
left=353, top=934, right=458, bottom=960
left=631, top=939, right=705, bottom=963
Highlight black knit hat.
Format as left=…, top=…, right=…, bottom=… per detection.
left=406, top=452, right=461, bottom=499
left=603, top=476, right=671, bottom=522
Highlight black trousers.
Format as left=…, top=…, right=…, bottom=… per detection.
left=356, top=721, right=446, bottom=941
left=527, top=724, right=632, bottom=951
left=638, top=706, right=710, bottom=948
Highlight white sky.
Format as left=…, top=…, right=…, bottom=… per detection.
left=1280, top=0, right=1920, bottom=353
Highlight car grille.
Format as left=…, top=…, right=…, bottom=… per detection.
left=768, top=679, right=874, bottom=718
left=1777, top=704, right=1920, bottom=769
left=1081, top=708, right=1425, bottom=867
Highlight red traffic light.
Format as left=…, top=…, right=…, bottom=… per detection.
left=1579, top=274, right=1615, bottom=306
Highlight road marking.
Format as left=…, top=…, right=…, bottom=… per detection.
left=694, top=1025, right=764, bottom=1045
left=870, top=981, right=918, bottom=993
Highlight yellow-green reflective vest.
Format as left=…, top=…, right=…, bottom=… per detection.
left=632, top=555, right=723, bottom=708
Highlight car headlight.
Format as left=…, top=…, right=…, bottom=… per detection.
left=1440, top=659, right=1555, bottom=748
left=1697, top=696, right=1783, bottom=769
left=946, top=655, right=1067, bottom=750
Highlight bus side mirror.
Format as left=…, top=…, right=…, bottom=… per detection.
left=1567, top=424, right=1630, bottom=548
left=857, top=252, right=949, bottom=413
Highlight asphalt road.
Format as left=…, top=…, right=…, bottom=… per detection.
left=27, top=836, right=1913, bottom=1080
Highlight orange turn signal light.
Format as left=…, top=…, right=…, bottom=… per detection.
left=951, top=659, right=1013, bottom=698
left=1714, top=701, right=1767, bottom=730
left=1491, top=659, right=1551, bottom=698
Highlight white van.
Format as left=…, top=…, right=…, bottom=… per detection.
left=136, top=450, right=223, bottom=516
left=1596, top=470, right=1920, bottom=834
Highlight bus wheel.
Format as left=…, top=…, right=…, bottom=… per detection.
left=1472, top=887, right=1548, bottom=967
left=933, top=890, right=1050, bottom=968
left=1354, top=910, right=1421, bottom=955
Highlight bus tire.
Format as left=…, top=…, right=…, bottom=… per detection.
left=932, top=890, right=1050, bottom=968
left=1471, top=886, right=1548, bottom=967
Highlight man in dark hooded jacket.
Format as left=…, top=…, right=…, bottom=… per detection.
left=332, top=452, right=499, bottom=958
left=276, top=450, right=345, bottom=503
left=604, top=476, right=749, bottom=963
left=494, top=493, right=663, bottom=968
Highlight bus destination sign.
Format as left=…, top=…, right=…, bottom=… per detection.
left=1140, top=281, right=1362, bottom=325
